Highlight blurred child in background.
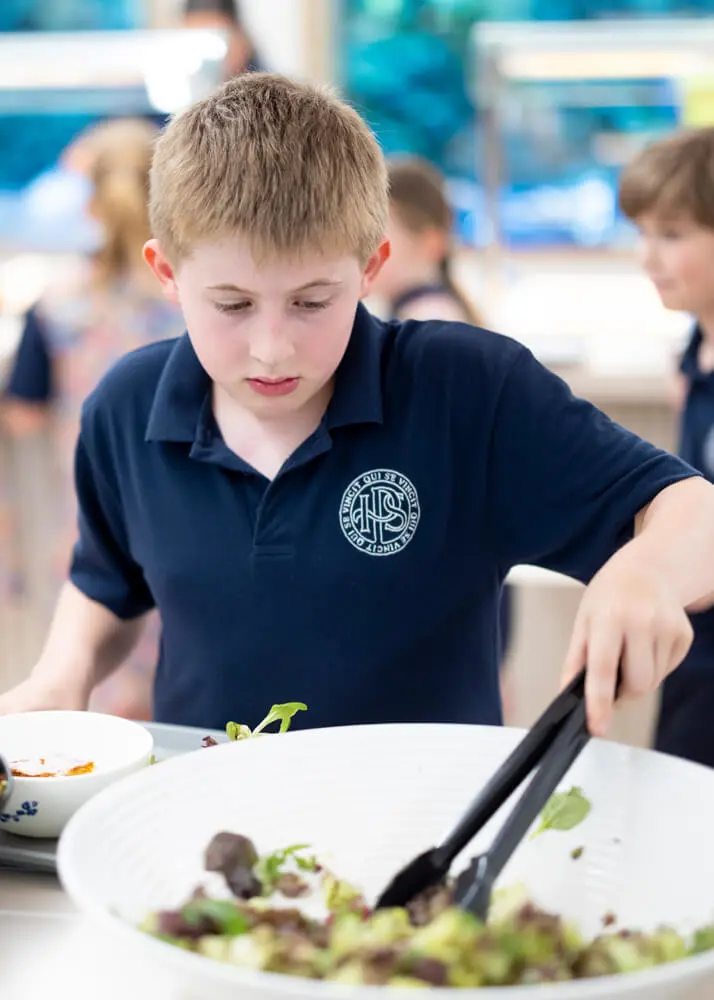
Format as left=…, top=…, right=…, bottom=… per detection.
left=371, top=155, right=514, bottom=711
left=620, top=126, right=714, bottom=768
left=182, top=0, right=262, bottom=79
left=373, top=156, right=482, bottom=325
left=2, top=118, right=185, bottom=719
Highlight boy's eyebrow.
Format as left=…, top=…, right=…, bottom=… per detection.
left=207, top=280, right=344, bottom=294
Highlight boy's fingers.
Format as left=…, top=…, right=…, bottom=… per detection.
left=560, top=620, right=587, bottom=691
left=583, top=625, right=622, bottom=737
left=619, top=626, right=656, bottom=701
left=670, top=625, right=694, bottom=676
left=661, top=613, right=693, bottom=680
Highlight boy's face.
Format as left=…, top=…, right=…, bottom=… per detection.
left=636, top=211, right=714, bottom=315
left=144, top=236, right=388, bottom=416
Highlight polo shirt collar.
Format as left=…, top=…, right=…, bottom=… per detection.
left=145, top=334, right=210, bottom=443
left=681, top=325, right=702, bottom=381
left=680, top=325, right=714, bottom=386
left=326, top=302, right=384, bottom=430
left=145, top=302, right=384, bottom=444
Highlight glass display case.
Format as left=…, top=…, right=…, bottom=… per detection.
left=0, top=1, right=149, bottom=194
left=0, top=28, right=227, bottom=251
left=339, top=1, right=714, bottom=248
left=473, top=18, right=714, bottom=248
left=0, top=0, right=143, bottom=33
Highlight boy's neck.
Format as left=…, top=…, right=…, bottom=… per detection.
left=211, top=380, right=334, bottom=480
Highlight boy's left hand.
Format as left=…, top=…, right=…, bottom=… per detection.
left=561, top=560, right=693, bottom=737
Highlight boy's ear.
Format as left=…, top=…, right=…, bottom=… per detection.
left=360, top=239, right=390, bottom=299
left=143, top=239, right=180, bottom=304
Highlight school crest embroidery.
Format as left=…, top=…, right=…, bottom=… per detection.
left=340, top=469, right=420, bottom=556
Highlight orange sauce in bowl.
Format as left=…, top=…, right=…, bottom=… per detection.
left=10, top=757, right=95, bottom=778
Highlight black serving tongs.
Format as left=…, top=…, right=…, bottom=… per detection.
left=375, top=666, right=618, bottom=922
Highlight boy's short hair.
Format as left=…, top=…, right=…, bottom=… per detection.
left=619, top=126, right=714, bottom=228
left=149, top=72, right=388, bottom=263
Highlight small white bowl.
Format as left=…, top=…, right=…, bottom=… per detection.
left=0, top=710, right=153, bottom=838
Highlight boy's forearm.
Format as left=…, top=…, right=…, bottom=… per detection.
left=33, top=581, right=148, bottom=697
left=628, top=477, right=714, bottom=611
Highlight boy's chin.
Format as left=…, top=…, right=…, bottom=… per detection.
left=657, top=290, right=689, bottom=313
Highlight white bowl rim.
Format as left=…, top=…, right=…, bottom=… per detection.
left=56, top=723, right=714, bottom=999
left=1, top=709, right=154, bottom=784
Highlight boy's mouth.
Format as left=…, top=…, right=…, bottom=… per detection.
left=247, top=377, right=300, bottom=398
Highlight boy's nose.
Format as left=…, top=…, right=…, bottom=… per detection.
left=637, top=243, right=655, bottom=277
left=248, top=325, right=295, bottom=369
left=638, top=241, right=659, bottom=275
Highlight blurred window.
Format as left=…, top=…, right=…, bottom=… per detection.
left=340, top=0, right=714, bottom=247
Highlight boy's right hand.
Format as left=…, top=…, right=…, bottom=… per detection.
left=0, top=675, right=90, bottom=716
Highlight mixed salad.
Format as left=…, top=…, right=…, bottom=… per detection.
left=140, top=703, right=714, bottom=986
left=201, top=702, right=307, bottom=748
left=141, top=702, right=714, bottom=988
left=141, top=831, right=714, bottom=987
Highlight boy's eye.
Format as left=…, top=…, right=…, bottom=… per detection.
left=215, top=301, right=251, bottom=313
left=295, top=299, right=329, bottom=311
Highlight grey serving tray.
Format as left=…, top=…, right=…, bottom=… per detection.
left=0, top=720, right=227, bottom=875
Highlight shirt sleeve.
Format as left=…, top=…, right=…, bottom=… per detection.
left=488, top=347, right=700, bottom=583
left=69, top=420, right=155, bottom=619
left=4, top=306, right=53, bottom=402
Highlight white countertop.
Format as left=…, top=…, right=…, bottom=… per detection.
left=1, top=872, right=181, bottom=999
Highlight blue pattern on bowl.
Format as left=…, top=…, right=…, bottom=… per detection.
left=0, top=800, right=39, bottom=823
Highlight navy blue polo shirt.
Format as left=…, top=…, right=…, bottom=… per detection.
left=679, top=326, right=714, bottom=484
left=70, top=304, right=697, bottom=732
left=674, top=325, right=714, bottom=662
left=4, top=307, right=52, bottom=403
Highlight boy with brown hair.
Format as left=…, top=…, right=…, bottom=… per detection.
left=620, top=127, right=714, bottom=766
left=1, top=74, right=714, bottom=738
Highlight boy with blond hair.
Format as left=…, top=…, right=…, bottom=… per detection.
left=2, top=74, right=714, bottom=738
left=620, top=127, right=714, bottom=766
